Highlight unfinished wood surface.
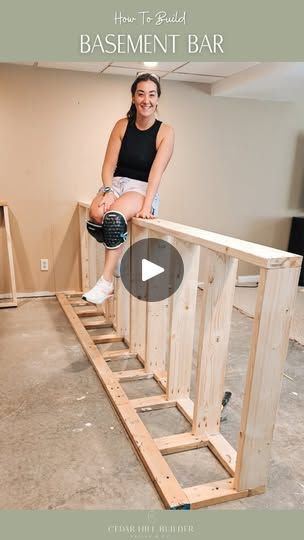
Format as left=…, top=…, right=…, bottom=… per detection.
left=234, top=266, right=301, bottom=491
left=154, top=432, right=208, bottom=455
left=145, top=231, right=171, bottom=373
left=3, top=206, right=17, bottom=302
left=133, top=217, right=302, bottom=269
left=184, top=478, right=248, bottom=509
left=69, top=299, right=90, bottom=307
left=0, top=204, right=17, bottom=307
left=75, top=308, right=99, bottom=317
left=56, top=292, right=190, bottom=509
left=84, top=320, right=112, bottom=329
left=76, top=309, right=107, bottom=319
left=208, top=433, right=237, bottom=476
left=0, top=301, right=18, bottom=308
left=114, top=369, right=154, bottom=382
left=167, top=240, right=200, bottom=400
left=129, top=224, right=148, bottom=364
left=130, top=395, right=176, bottom=411
left=78, top=201, right=90, bottom=209
left=104, top=295, right=115, bottom=325
left=114, top=277, right=130, bottom=339
left=154, top=371, right=167, bottom=393
left=92, top=334, right=123, bottom=344
left=78, top=203, right=90, bottom=292
left=114, top=235, right=130, bottom=340
left=176, top=398, right=194, bottom=424
left=146, top=299, right=169, bottom=371
left=193, top=251, right=238, bottom=436
left=103, top=350, right=135, bottom=359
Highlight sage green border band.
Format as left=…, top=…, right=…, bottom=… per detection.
left=1, top=510, right=304, bottom=540
left=1, top=0, right=304, bottom=60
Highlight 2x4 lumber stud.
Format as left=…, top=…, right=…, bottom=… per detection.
left=113, top=263, right=130, bottom=341
left=92, top=334, right=123, bottom=344
left=0, top=204, right=17, bottom=307
left=145, top=231, right=171, bottom=372
left=192, top=251, right=238, bottom=437
left=167, top=240, right=200, bottom=400
left=133, top=217, right=302, bottom=270
left=103, top=350, right=135, bottom=359
left=69, top=300, right=88, bottom=306
left=129, top=224, right=148, bottom=364
left=207, top=433, right=236, bottom=477
left=184, top=478, right=248, bottom=509
left=0, top=301, right=18, bottom=308
left=176, top=398, right=194, bottom=424
left=84, top=320, right=112, bottom=329
left=114, top=369, right=154, bottom=382
left=130, top=395, right=176, bottom=411
left=154, top=432, right=208, bottom=455
left=78, top=203, right=90, bottom=292
left=234, top=266, right=301, bottom=491
left=154, top=371, right=167, bottom=393
left=104, top=295, right=115, bottom=324
left=75, top=309, right=107, bottom=318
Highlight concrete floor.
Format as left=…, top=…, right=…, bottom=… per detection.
left=0, top=294, right=303, bottom=509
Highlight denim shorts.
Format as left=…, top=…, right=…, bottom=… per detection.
left=111, top=176, right=160, bottom=216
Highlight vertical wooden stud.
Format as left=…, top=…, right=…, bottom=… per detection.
left=167, top=240, right=200, bottom=400
left=78, top=203, right=89, bottom=292
left=129, top=223, right=148, bottom=365
left=145, top=231, right=171, bottom=373
left=192, top=250, right=238, bottom=436
left=234, top=266, right=300, bottom=490
left=0, top=203, right=17, bottom=307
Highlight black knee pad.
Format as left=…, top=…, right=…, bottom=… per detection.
left=86, top=220, right=104, bottom=243
left=102, top=211, right=128, bottom=249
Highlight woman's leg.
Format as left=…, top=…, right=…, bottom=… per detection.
left=102, top=191, right=145, bottom=282
left=83, top=191, right=145, bottom=304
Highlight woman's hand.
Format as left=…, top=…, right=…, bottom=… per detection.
left=135, top=206, right=155, bottom=219
left=99, top=192, right=116, bottom=213
left=89, top=192, right=115, bottom=222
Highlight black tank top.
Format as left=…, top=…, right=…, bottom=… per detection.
left=114, top=119, right=162, bottom=182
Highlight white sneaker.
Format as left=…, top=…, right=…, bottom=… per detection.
left=82, top=277, right=114, bottom=305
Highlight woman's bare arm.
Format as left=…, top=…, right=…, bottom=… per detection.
left=136, top=124, right=175, bottom=219
left=90, top=118, right=127, bottom=221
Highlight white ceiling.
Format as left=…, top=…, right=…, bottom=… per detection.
left=9, top=61, right=304, bottom=102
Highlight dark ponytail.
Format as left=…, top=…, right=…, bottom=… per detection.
left=127, top=103, right=137, bottom=123
left=126, top=73, right=161, bottom=124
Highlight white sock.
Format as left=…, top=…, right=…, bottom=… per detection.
left=100, top=276, right=113, bottom=290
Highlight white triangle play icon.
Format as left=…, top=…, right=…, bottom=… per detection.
left=142, top=258, right=165, bottom=282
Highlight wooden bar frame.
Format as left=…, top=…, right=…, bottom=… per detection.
left=58, top=205, right=302, bottom=509
left=0, top=202, right=17, bottom=308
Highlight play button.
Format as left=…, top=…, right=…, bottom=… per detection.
left=120, top=237, right=184, bottom=302
left=142, top=259, right=164, bottom=282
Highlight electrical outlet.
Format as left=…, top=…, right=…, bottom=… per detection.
left=40, top=259, right=49, bottom=271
